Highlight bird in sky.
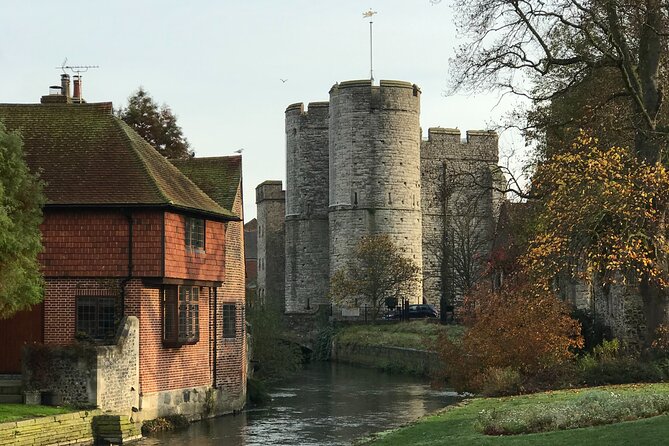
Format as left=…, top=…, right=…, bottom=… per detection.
left=234, top=149, right=244, bottom=154
left=280, top=79, right=288, bottom=83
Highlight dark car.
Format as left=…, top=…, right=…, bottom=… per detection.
left=383, top=303, right=439, bottom=319
left=408, top=304, right=438, bottom=318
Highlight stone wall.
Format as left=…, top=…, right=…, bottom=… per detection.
left=23, top=343, right=97, bottom=406
left=285, top=218, right=330, bottom=312
left=0, top=410, right=100, bottom=446
left=96, top=316, right=139, bottom=413
left=260, top=79, right=504, bottom=325
left=331, top=341, right=441, bottom=376
left=562, top=274, right=663, bottom=349
left=285, top=102, right=331, bottom=313
left=328, top=80, right=423, bottom=304
left=420, top=128, right=500, bottom=308
left=0, top=410, right=141, bottom=446
left=23, top=316, right=139, bottom=412
left=256, top=181, right=286, bottom=308
left=138, top=385, right=246, bottom=422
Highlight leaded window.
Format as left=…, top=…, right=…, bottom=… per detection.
left=76, top=296, right=119, bottom=341
left=163, top=286, right=200, bottom=345
left=185, top=217, right=205, bottom=252
left=222, top=303, right=236, bottom=338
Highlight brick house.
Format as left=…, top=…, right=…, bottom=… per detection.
left=0, top=87, right=247, bottom=419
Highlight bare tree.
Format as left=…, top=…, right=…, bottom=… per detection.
left=423, top=160, right=498, bottom=320
left=430, top=0, right=669, bottom=339
left=330, top=234, right=420, bottom=320
left=439, top=0, right=668, bottom=163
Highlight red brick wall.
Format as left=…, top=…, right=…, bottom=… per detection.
left=164, top=212, right=226, bottom=281
left=124, top=279, right=212, bottom=393
left=43, top=278, right=120, bottom=345
left=215, top=186, right=247, bottom=394
left=39, top=208, right=238, bottom=396
left=40, top=209, right=162, bottom=278
left=43, top=278, right=214, bottom=393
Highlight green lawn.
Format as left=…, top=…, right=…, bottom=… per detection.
left=361, top=383, right=669, bottom=445
left=336, top=320, right=462, bottom=350
left=0, top=404, right=74, bottom=423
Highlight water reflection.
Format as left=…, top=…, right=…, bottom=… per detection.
left=143, top=362, right=460, bottom=446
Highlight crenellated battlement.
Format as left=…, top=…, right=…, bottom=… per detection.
left=273, top=77, right=502, bottom=317
left=330, top=79, right=420, bottom=96
left=423, top=128, right=498, bottom=162
left=466, top=130, right=498, bottom=144
left=426, top=127, right=461, bottom=143
left=285, top=101, right=329, bottom=126
left=330, top=79, right=372, bottom=93
left=285, top=102, right=304, bottom=114
left=255, top=180, right=285, bottom=204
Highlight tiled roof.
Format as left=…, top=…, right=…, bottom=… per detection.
left=171, top=155, right=242, bottom=212
left=0, top=102, right=237, bottom=221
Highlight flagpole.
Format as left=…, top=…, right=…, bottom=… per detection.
left=369, top=18, right=374, bottom=81
left=363, top=9, right=378, bottom=82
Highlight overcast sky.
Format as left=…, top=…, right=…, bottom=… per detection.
left=1, top=0, right=522, bottom=221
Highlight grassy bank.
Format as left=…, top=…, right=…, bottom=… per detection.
left=336, top=320, right=462, bottom=350
left=360, top=383, right=669, bottom=445
left=0, top=404, right=73, bottom=423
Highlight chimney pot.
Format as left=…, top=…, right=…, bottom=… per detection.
left=72, top=75, right=82, bottom=102
left=60, top=74, right=71, bottom=99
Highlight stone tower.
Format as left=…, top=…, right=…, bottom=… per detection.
left=255, top=181, right=286, bottom=309
left=284, top=102, right=331, bottom=313
left=328, top=80, right=423, bottom=304
left=257, top=78, right=502, bottom=319
left=420, top=128, right=503, bottom=308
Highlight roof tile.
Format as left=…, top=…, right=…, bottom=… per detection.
left=0, top=102, right=237, bottom=220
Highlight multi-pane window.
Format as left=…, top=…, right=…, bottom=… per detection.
left=163, top=286, right=200, bottom=345
left=222, top=303, right=236, bottom=338
left=185, top=217, right=205, bottom=252
left=76, top=296, right=119, bottom=341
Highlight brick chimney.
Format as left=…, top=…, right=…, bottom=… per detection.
left=72, top=75, right=82, bottom=103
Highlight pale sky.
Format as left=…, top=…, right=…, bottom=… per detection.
left=1, top=0, right=522, bottom=221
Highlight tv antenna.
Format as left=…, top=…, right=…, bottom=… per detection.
left=55, top=58, right=100, bottom=75
left=54, top=59, right=99, bottom=102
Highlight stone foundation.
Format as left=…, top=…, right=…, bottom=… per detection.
left=137, top=385, right=246, bottom=422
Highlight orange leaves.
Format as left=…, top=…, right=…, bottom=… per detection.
left=524, top=130, right=669, bottom=288
left=435, top=277, right=583, bottom=393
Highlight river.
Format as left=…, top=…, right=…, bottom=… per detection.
left=142, top=362, right=461, bottom=446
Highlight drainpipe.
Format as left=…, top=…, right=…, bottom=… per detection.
left=120, top=212, right=134, bottom=317
left=212, top=287, right=218, bottom=387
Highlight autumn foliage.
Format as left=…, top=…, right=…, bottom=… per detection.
left=525, top=132, right=669, bottom=289
left=435, top=276, right=583, bottom=394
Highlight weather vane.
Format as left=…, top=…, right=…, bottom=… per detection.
left=363, top=9, right=378, bottom=82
